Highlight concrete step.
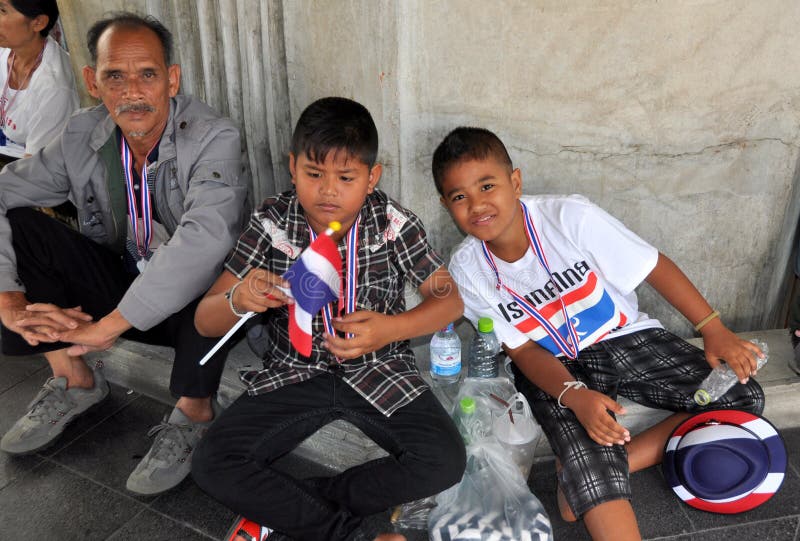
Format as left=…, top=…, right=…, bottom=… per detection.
left=91, top=328, right=800, bottom=472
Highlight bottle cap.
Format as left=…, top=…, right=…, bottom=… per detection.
left=693, top=389, right=711, bottom=406
left=459, top=396, right=476, bottom=415
left=445, top=322, right=455, bottom=332
left=478, top=317, right=494, bottom=333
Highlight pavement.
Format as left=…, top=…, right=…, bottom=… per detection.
left=0, top=345, right=799, bottom=540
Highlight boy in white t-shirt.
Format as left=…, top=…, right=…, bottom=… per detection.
left=434, top=127, right=765, bottom=541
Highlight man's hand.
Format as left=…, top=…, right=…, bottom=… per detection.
left=701, top=323, right=763, bottom=384
left=325, top=310, right=395, bottom=360
left=562, top=387, right=630, bottom=447
left=0, top=294, right=43, bottom=345
left=15, top=303, right=93, bottom=344
left=54, top=309, right=132, bottom=356
left=0, top=292, right=92, bottom=346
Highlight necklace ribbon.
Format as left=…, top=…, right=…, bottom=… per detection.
left=309, top=215, right=360, bottom=345
left=480, top=201, right=581, bottom=359
left=120, top=137, right=158, bottom=259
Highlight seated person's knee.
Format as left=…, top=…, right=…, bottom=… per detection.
left=408, top=429, right=466, bottom=492
left=190, top=436, right=217, bottom=489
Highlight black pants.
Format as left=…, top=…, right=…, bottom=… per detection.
left=192, top=373, right=466, bottom=541
left=1, top=207, right=229, bottom=398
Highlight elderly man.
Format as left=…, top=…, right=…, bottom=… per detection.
left=0, top=13, right=248, bottom=496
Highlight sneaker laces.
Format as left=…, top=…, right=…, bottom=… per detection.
left=144, top=419, right=194, bottom=465
left=25, top=378, right=76, bottom=424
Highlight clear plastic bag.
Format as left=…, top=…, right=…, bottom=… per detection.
left=428, top=441, right=552, bottom=541
left=390, top=495, right=438, bottom=530
left=492, top=393, right=542, bottom=479
left=395, top=377, right=526, bottom=530
left=450, top=377, right=519, bottom=443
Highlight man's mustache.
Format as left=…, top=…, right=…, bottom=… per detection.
left=116, top=103, right=155, bottom=114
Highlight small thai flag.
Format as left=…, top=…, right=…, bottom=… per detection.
left=285, top=223, right=342, bottom=357
left=197, top=222, right=342, bottom=367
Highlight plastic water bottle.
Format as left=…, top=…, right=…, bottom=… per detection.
left=693, top=339, right=769, bottom=406
left=453, top=396, right=478, bottom=444
left=467, top=317, right=501, bottom=378
left=429, top=323, right=462, bottom=384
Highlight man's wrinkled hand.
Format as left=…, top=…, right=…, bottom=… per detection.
left=55, top=315, right=126, bottom=356
left=57, top=321, right=118, bottom=356
left=17, top=303, right=92, bottom=331
left=0, top=305, right=50, bottom=346
left=324, top=311, right=394, bottom=360
left=2, top=301, right=92, bottom=347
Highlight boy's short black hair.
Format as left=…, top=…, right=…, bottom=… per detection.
left=291, top=97, right=378, bottom=168
left=432, top=127, right=513, bottom=195
left=87, top=12, right=173, bottom=66
left=11, top=0, right=59, bottom=37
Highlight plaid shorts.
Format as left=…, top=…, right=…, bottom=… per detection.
left=511, top=327, right=765, bottom=518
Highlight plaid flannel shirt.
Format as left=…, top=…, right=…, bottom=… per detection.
left=225, top=189, right=443, bottom=416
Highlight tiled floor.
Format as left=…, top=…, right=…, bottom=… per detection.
left=0, top=352, right=798, bottom=541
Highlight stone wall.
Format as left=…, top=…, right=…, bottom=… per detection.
left=58, top=0, right=800, bottom=333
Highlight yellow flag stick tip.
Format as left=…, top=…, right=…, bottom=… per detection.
left=328, top=221, right=342, bottom=232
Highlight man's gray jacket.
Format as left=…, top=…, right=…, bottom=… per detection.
left=0, top=95, right=249, bottom=330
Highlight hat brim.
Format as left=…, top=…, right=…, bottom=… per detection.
left=663, top=409, right=786, bottom=514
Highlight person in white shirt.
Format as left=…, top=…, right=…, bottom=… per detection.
left=435, top=126, right=765, bottom=541
left=0, top=0, right=78, bottom=157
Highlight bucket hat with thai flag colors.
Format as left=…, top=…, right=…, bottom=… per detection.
left=663, top=409, right=786, bottom=514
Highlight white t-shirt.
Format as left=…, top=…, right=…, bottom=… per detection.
left=449, top=194, right=662, bottom=356
left=0, top=36, right=79, bottom=155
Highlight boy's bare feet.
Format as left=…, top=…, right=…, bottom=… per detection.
left=555, top=458, right=577, bottom=522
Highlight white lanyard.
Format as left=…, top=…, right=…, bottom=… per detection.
left=480, top=202, right=581, bottom=359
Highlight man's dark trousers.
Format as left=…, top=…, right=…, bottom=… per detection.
left=0, top=207, right=228, bottom=398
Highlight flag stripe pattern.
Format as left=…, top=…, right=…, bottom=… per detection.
left=286, top=233, right=342, bottom=357
left=512, top=270, right=628, bottom=354
left=663, top=410, right=786, bottom=514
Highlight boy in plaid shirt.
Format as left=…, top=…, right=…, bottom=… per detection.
left=192, top=98, right=465, bottom=541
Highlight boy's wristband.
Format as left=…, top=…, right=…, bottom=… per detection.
left=225, top=282, right=248, bottom=317
left=558, top=380, right=587, bottom=409
left=694, top=309, right=720, bottom=332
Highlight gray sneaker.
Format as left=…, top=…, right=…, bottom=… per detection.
left=126, top=401, right=220, bottom=495
left=0, top=365, right=109, bottom=455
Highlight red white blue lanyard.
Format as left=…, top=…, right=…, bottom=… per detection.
left=480, top=202, right=580, bottom=359
left=309, top=215, right=360, bottom=340
left=120, top=138, right=157, bottom=258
